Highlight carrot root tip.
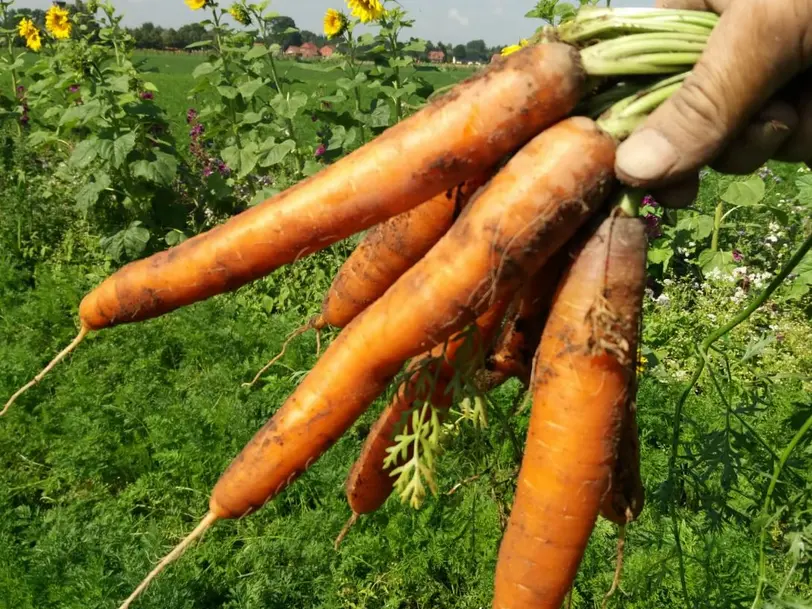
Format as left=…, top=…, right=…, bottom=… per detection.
left=117, top=512, right=218, bottom=609
left=243, top=323, right=312, bottom=389
left=1, top=326, right=90, bottom=417
left=333, top=512, right=359, bottom=550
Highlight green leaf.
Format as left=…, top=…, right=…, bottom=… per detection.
left=69, top=139, right=101, bottom=169
left=302, top=160, right=321, bottom=177
left=185, top=40, right=213, bottom=49
left=721, top=176, right=765, bottom=207
left=402, top=39, right=427, bottom=53
left=238, top=78, right=265, bottom=101
left=193, top=62, right=217, bottom=79
left=796, top=174, right=812, bottom=206
left=220, top=145, right=241, bottom=173
left=130, top=151, right=177, bottom=186
left=101, top=221, right=150, bottom=260
left=113, top=132, right=137, bottom=168
left=238, top=142, right=259, bottom=179
left=260, top=139, right=296, bottom=167
left=74, top=173, right=111, bottom=214
left=245, top=45, right=270, bottom=60
left=250, top=187, right=280, bottom=206
left=241, top=111, right=264, bottom=125
left=647, top=246, right=674, bottom=270
left=165, top=229, right=188, bottom=247
left=368, top=103, right=391, bottom=128
left=142, top=81, right=158, bottom=92
left=336, top=77, right=354, bottom=91
left=741, top=334, right=776, bottom=363
left=676, top=213, right=715, bottom=241
left=217, top=85, right=239, bottom=100
left=699, top=249, right=734, bottom=274
left=269, top=91, right=308, bottom=119
left=108, top=74, right=130, bottom=93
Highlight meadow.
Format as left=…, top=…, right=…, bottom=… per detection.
left=1, top=2, right=812, bottom=609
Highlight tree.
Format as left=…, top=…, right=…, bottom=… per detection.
left=267, top=15, right=302, bottom=48
left=465, top=39, right=488, bottom=61
left=453, top=44, right=467, bottom=62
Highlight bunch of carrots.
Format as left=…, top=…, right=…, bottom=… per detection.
left=3, top=7, right=721, bottom=608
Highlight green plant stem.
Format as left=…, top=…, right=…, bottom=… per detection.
left=751, top=409, right=812, bottom=608
left=5, top=31, right=22, bottom=138
left=665, top=231, right=812, bottom=509
left=671, top=515, right=691, bottom=606
left=388, top=30, right=403, bottom=122
left=711, top=201, right=723, bottom=252
left=346, top=29, right=366, bottom=142
left=212, top=9, right=242, bottom=148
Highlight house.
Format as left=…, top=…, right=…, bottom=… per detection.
left=319, top=45, right=335, bottom=58
left=427, top=50, right=445, bottom=63
left=285, top=45, right=301, bottom=56
left=300, top=42, right=319, bottom=58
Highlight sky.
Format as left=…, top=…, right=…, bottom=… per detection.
left=13, top=0, right=656, bottom=46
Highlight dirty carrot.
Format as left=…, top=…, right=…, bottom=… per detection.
left=601, top=394, right=645, bottom=525
left=337, top=296, right=510, bottom=547
left=492, top=210, right=647, bottom=609
left=246, top=173, right=492, bottom=389
left=4, top=43, right=582, bottom=415
left=116, top=117, right=616, bottom=608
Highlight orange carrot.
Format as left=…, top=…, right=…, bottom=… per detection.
left=478, top=252, right=568, bottom=390
left=4, top=43, right=584, bottom=415
left=116, top=117, right=616, bottom=609
left=246, top=174, right=492, bottom=389
left=339, top=297, right=510, bottom=541
left=492, top=211, right=647, bottom=609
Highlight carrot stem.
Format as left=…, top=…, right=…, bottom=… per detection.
left=1, top=325, right=90, bottom=417
left=118, top=512, right=218, bottom=609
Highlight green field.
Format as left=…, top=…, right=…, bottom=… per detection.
left=2, top=47, right=812, bottom=609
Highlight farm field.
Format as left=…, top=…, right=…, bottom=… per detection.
left=1, top=2, right=812, bottom=609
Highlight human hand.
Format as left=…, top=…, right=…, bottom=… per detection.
left=615, top=0, right=812, bottom=207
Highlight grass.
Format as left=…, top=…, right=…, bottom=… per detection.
left=1, top=53, right=812, bottom=609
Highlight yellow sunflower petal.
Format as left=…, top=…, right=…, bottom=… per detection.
left=323, top=8, right=347, bottom=39
left=45, top=5, right=72, bottom=40
left=346, top=0, right=384, bottom=23
left=185, top=0, right=207, bottom=11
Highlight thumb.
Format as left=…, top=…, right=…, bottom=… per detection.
left=615, top=0, right=812, bottom=187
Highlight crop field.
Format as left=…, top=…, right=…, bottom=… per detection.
left=1, top=2, right=812, bottom=609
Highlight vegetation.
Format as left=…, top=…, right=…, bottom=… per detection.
left=1, top=1, right=811, bottom=608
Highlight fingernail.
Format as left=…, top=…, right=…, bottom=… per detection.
left=615, top=129, right=679, bottom=183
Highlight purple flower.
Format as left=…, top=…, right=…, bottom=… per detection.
left=186, top=108, right=198, bottom=124
left=315, top=144, right=326, bottom=157
left=643, top=213, right=662, bottom=239
left=217, top=160, right=230, bottom=176
left=20, top=114, right=29, bottom=126
left=203, top=165, right=214, bottom=177
left=68, top=84, right=79, bottom=93
left=16, top=85, right=25, bottom=96
left=140, top=91, right=154, bottom=101
left=732, top=249, right=743, bottom=263
left=643, top=194, right=658, bottom=208
left=190, top=123, right=205, bottom=139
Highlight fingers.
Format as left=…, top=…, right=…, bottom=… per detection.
left=774, top=80, right=812, bottom=164
left=616, top=0, right=812, bottom=189
left=710, top=101, right=798, bottom=174
left=651, top=174, right=701, bottom=210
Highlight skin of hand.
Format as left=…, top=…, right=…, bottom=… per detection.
left=615, top=0, right=812, bottom=207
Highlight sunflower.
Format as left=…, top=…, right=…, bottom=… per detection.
left=25, top=28, right=42, bottom=52
left=501, top=39, right=529, bottom=57
left=45, top=5, right=71, bottom=40
left=185, top=0, right=207, bottom=10
left=346, top=0, right=384, bottom=23
left=17, top=17, right=36, bottom=39
left=228, top=3, right=251, bottom=25
left=323, top=8, right=347, bottom=39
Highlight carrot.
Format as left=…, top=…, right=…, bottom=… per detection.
left=600, top=394, right=645, bottom=525
left=492, top=211, right=647, bottom=609
left=477, top=252, right=568, bottom=391
left=245, top=173, right=492, bottom=389
left=3, top=43, right=583, bottom=416
left=337, top=296, right=510, bottom=545
left=116, top=117, right=616, bottom=609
